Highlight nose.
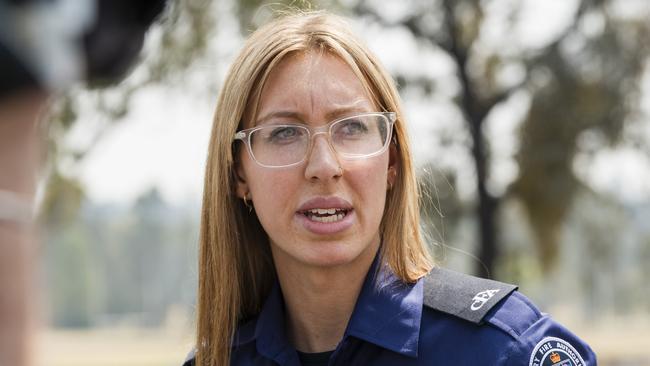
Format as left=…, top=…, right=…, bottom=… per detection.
left=304, top=133, right=343, bottom=181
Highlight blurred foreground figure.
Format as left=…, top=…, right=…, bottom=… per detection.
left=0, top=0, right=166, bottom=364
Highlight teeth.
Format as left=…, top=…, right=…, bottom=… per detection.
left=310, top=213, right=345, bottom=223
left=309, top=208, right=341, bottom=214
left=303, top=208, right=348, bottom=223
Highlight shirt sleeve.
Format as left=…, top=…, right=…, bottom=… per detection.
left=503, top=314, right=597, bottom=366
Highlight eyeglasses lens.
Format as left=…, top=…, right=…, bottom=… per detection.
left=249, top=114, right=390, bottom=167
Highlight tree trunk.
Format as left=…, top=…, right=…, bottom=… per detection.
left=441, top=0, right=499, bottom=278
left=469, top=122, right=498, bottom=278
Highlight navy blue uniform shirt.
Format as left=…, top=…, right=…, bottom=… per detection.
left=184, top=262, right=596, bottom=366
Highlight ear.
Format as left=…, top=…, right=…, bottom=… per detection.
left=387, top=141, right=399, bottom=189
left=234, top=161, right=249, bottom=199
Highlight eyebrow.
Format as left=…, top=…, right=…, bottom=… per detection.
left=256, top=105, right=372, bottom=126
left=325, top=105, right=371, bottom=120
left=256, top=111, right=303, bottom=125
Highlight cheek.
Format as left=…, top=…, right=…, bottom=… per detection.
left=252, top=176, right=294, bottom=204
left=245, top=166, right=300, bottom=224
left=241, top=151, right=288, bottom=199
left=347, top=156, right=390, bottom=208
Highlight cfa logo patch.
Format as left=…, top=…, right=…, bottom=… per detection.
left=470, top=289, right=500, bottom=311
left=529, top=337, right=586, bottom=366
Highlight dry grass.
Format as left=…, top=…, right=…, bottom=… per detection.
left=36, top=327, right=194, bottom=366
left=571, top=322, right=650, bottom=366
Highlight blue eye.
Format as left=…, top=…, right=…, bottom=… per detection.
left=267, top=126, right=305, bottom=143
left=336, top=119, right=369, bottom=137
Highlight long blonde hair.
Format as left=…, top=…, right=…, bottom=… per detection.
left=197, top=10, right=432, bottom=366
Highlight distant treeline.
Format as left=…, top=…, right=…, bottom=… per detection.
left=42, top=188, right=198, bottom=328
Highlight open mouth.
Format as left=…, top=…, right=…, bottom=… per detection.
left=301, top=208, right=351, bottom=223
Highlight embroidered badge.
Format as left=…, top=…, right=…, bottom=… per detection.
left=470, top=289, right=500, bottom=311
left=529, top=337, right=586, bottom=366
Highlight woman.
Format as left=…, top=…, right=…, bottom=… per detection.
left=184, top=11, right=596, bottom=366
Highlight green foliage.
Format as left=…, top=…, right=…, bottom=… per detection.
left=513, top=4, right=649, bottom=269
left=43, top=188, right=199, bottom=328
left=355, top=0, right=650, bottom=273
left=45, top=225, right=97, bottom=328
left=147, top=0, right=217, bottom=84
left=41, top=0, right=223, bottom=222
left=237, top=0, right=328, bottom=33
left=40, top=170, right=85, bottom=228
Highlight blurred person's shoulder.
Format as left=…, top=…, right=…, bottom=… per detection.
left=182, top=349, right=195, bottom=366
left=420, top=266, right=597, bottom=365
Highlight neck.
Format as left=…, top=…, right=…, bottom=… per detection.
left=274, top=244, right=379, bottom=353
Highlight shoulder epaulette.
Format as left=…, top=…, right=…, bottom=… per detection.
left=422, top=267, right=518, bottom=324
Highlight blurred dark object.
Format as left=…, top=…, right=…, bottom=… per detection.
left=83, top=0, right=167, bottom=86
left=0, top=42, right=39, bottom=99
left=0, top=0, right=167, bottom=99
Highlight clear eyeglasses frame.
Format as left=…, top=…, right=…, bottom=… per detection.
left=233, top=112, right=397, bottom=168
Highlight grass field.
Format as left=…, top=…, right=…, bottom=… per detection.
left=36, top=321, right=650, bottom=366
left=37, top=327, right=194, bottom=366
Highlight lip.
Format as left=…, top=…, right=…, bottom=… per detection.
left=296, top=196, right=355, bottom=235
left=297, top=196, right=353, bottom=212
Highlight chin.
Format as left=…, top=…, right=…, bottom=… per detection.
left=297, top=241, right=372, bottom=268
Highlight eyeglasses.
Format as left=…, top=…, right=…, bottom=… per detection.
left=234, top=112, right=396, bottom=168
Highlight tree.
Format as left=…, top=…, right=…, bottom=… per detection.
left=42, top=0, right=219, bottom=220
left=352, top=0, right=650, bottom=276
left=41, top=0, right=650, bottom=281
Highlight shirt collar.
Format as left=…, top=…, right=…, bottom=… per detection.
left=233, top=255, right=423, bottom=359
left=343, top=257, right=423, bottom=358
left=233, top=283, right=295, bottom=363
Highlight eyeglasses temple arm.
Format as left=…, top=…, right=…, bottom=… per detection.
left=234, top=131, right=246, bottom=140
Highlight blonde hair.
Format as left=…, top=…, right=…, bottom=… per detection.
left=197, top=10, right=432, bottom=366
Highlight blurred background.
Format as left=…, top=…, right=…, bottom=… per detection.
left=35, top=0, right=650, bottom=365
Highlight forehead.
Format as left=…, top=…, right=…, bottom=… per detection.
left=253, top=51, right=375, bottom=125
